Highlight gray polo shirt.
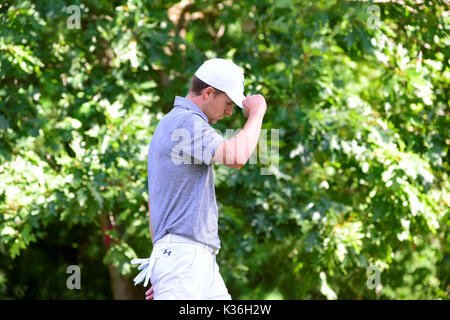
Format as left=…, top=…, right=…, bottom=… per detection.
left=148, top=96, right=226, bottom=249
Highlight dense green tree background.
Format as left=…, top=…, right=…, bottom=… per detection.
left=0, top=0, right=448, bottom=299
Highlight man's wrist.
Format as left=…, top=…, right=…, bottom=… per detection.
left=248, top=110, right=266, bottom=120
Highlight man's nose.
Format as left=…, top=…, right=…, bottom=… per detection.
left=225, top=106, right=233, bottom=116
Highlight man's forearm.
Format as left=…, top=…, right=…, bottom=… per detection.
left=233, top=112, right=265, bottom=165
left=212, top=95, right=267, bottom=167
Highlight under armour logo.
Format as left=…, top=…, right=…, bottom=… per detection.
left=163, top=249, right=171, bottom=256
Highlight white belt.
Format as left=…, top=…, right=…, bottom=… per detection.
left=156, top=233, right=219, bottom=255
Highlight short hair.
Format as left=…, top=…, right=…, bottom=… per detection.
left=189, top=75, right=224, bottom=96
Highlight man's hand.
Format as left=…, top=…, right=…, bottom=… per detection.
left=145, top=286, right=154, bottom=300
left=243, top=94, right=267, bottom=119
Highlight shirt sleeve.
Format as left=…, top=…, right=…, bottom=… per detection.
left=172, top=114, right=226, bottom=166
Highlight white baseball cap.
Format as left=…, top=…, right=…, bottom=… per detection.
left=194, top=58, right=245, bottom=109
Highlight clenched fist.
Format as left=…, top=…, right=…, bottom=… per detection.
left=242, top=94, right=267, bottom=118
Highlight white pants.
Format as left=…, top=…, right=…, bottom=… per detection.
left=135, top=233, right=231, bottom=300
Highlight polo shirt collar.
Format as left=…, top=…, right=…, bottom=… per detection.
left=173, top=96, right=209, bottom=123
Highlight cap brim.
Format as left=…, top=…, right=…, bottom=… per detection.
left=227, top=91, right=245, bottom=109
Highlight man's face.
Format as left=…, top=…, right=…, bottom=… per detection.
left=204, top=91, right=235, bottom=125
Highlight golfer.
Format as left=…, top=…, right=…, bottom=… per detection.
left=131, top=58, right=267, bottom=300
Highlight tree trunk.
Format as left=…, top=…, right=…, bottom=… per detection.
left=107, top=264, right=143, bottom=300
left=99, top=213, right=144, bottom=300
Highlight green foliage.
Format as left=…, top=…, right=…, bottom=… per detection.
left=0, top=0, right=448, bottom=299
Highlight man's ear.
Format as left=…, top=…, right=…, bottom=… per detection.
left=202, top=87, right=215, bottom=100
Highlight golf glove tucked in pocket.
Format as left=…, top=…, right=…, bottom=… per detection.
left=131, top=253, right=160, bottom=288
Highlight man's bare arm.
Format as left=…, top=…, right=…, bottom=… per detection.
left=213, top=94, right=267, bottom=168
